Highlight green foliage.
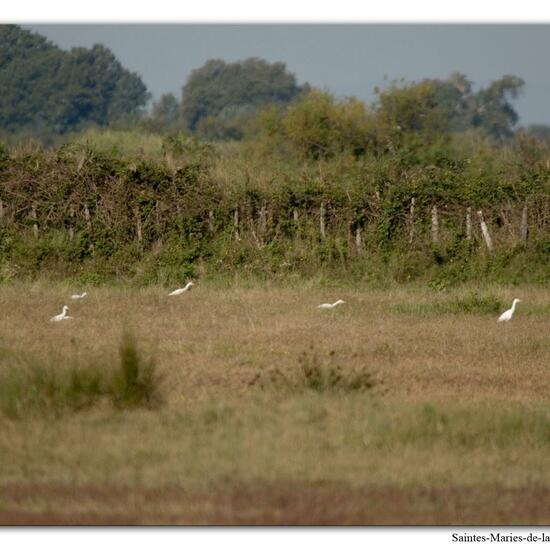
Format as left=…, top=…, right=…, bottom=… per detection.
left=472, top=75, right=525, bottom=141
left=276, top=90, right=375, bottom=158
left=0, top=25, right=149, bottom=136
left=181, top=57, right=306, bottom=133
left=375, top=79, right=449, bottom=144
left=0, top=104, right=549, bottom=286
left=393, top=292, right=503, bottom=316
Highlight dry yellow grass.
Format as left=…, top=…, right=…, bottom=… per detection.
left=0, top=281, right=549, bottom=524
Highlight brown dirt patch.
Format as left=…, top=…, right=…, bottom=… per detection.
left=1, top=483, right=548, bottom=525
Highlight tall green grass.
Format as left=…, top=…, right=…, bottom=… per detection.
left=393, top=292, right=504, bottom=316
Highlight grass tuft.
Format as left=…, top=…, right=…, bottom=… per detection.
left=111, top=332, right=161, bottom=409
left=253, top=349, right=379, bottom=394
left=0, top=332, right=162, bottom=419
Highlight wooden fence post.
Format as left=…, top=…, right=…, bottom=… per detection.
left=320, top=202, right=326, bottom=239
left=477, top=210, right=493, bottom=253
left=466, top=207, right=472, bottom=241
left=259, top=202, right=267, bottom=234
left=431, top=205, right=439, bottom=244
left=293, top=209, right=299, bottom=223
left=84, top=204, right=92, bottom=232
left=135, top=206, right=143, bottom=246
left=84, top=204, right=94, bottom=253
left=355, top=227, right=363, bottom=255
left=234, top=208, right=240, bottom=241
left=0, top=200, right=4, bottom=225
left=31, top=204, right=38, bottom=238
left=520, top=203, right=528, bottom=248
left=69, top=205, right=75, bottom=241
left=208, top=210, right=215, bottom=234
left=155, top=200, right=161, bottom=235
left=408, top=197, right=415, bottom=244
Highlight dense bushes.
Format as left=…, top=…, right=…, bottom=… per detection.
left=0, top=128, right=548, bottom=286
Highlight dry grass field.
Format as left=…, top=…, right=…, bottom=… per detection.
left=0, top=280, right=549, bottom=524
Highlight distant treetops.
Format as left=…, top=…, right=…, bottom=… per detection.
left=0, top=24, right=529, bottom=146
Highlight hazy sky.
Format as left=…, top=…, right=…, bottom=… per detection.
left=24, top=24, right=550, bottom=125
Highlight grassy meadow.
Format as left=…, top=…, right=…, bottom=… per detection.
left=0, top=280, right=549, bottom=524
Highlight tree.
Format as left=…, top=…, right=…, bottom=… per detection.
left=471, top=75, right=525, bottom=141
left=375, top=79, right=449, bottom=141
left=181, top=57, right=307, bottom=133
left=375, top=73, right=525, bottom=143
left=424, top=72, right=475, bottom=132
left=0, top=25, right=150, bottom=135
left=266, top=89, right=375, bottom=159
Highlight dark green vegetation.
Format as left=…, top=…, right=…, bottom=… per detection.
left=0, top=125, right=548, bottom=286
left=179, top=57, right=307, bottom=139
left=0, top=25, right=149, bottom=139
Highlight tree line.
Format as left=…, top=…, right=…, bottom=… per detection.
left=1, top=24, right=545, bottom=146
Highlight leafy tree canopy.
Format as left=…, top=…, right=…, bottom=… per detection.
left=181, top=57, right=308, bottom=132
left=0, top=25, right=150, bottom=135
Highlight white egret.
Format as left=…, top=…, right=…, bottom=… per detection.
left=168, top=281, right=194, bottom=296
left=317, top=299, right=345, bottom=309
left=50, top=305, right=73, bottom=322
left=497, top=298, right=521, bottom=322
left=71, top=292, right=87, bottom=300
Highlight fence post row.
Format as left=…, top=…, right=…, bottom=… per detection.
left=6, top=195, right=542, bottom=255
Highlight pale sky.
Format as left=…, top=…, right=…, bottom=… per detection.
left=24, top=24, right=550, bottom=126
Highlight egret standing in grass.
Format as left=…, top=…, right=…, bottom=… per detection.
left=50, top=305, right=73, bottom=322
left=168, top=281, right=194, bottom=296
left=71, top=292, right=87, bottom=300
left=497, top=298, right=522, bottom=322
left=317, top=299, right=345, bottom=309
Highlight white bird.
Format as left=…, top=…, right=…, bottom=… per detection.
left=168, top=281, right=194, bottom=296
left=497, top=298, right=522, bottom=322
left=71, top=292, right=87, bottom=300
left=50, top=305, right=73, bottom=322
left=317, top=299, right=345, bottom=309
